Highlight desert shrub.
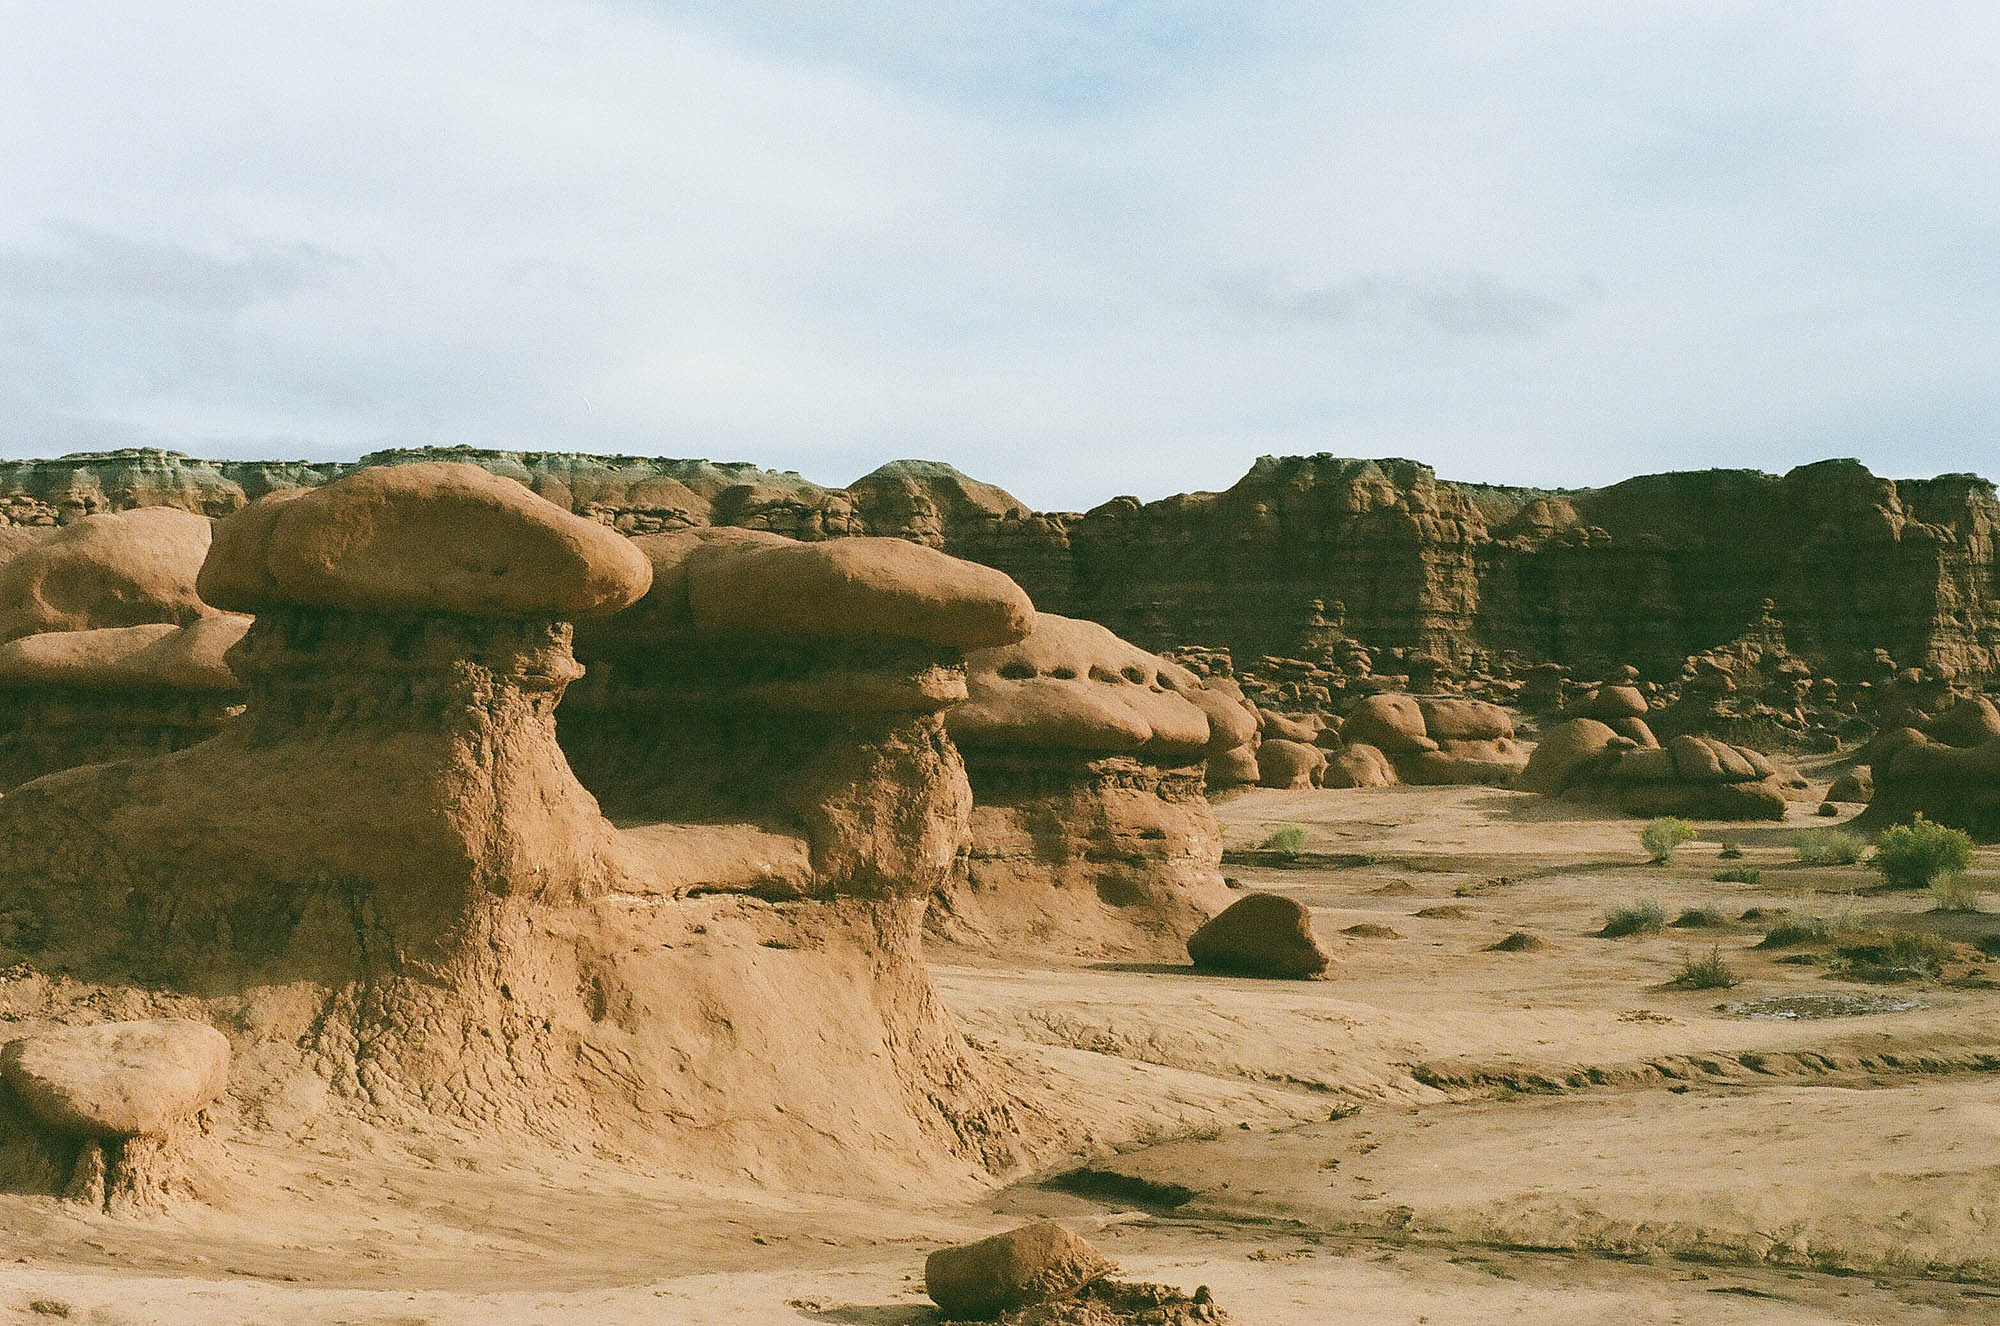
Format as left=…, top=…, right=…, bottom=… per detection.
left=1260, top=824, right=1309, bottom=858
left=1873, top=816, right=1974, bottom=889
left=1930, top=875, right=1983, bottom=913
left=1488, top=931, right=1545, bottom=952
left=1794, top=828, right=1865, bottom=867
left=1640, top=818, right=1696, bottom=864
left=1670, top=946, right=1739, bottom=989
left=1717, top=840, right=1744, bottom=860
left=1831, top=929, right=1956, bottom=982
left=1713, top=867, right=1762, bottom=885
left=1756, top=916, right=1832, bottom=948
left=1672, top=906, right=1727, bottom=928
left=1600, top=900, right=1667, bottom=938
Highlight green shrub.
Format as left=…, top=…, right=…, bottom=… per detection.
left=1756, top=916, right=1832, bottom=948
left=1600, top=900, right=1667, bottom=938
left=1794, top=828, right=1865, bottom=866
left=1671, top=906, right=1727, bottom=928
left=1831, top=929, right=1956, bottom=982
left=1930, top=875, right=1983, bottom=913
left=1874, top=815, right=1974, bottom=889
left=1260, top=824, right=1309, bottom=858
left=1713, top=867, right=1762, bottom=885
left=1717, top=840, right=1745, bottom=860
left=1640, top=818, right=1696, bottom=864
left=1670, top=946, right=1739, bottom=990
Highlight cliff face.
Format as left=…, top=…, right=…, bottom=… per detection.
left=4, top=447, right=1997, bottom=681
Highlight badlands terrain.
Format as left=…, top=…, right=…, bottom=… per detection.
left=4, top=782, right=1997, bottom=1323
left=0, top=450, right=1995, bottom=1323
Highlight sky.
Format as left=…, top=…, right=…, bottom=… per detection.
left=2, top=0, right=1996, bottom=511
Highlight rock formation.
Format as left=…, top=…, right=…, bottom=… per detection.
left=1185, top=893, right=1330, bottom=979
left=7, top=450, right=1999, bottom=691
left=1519, top=720, right=1790, bottom=819
left=1861, top=696, right=2000, bottom=838
left=936, top=613, right=1232, bottom=957
left=0, top=462, right=1030, bottom=1194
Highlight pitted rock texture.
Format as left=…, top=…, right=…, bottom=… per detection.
left=1, top=1019, right=229, bottom=1139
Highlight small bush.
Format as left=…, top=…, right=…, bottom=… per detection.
left=1713, top=867, right=1762, bottom=885
left=1718, top=841, right=1744, bottom=860
left=1930, top=875, right=1983, bottom=913
left=1640, top=818, right=1696, bottom=864
left=1794, top=828, right=1865, bottom=867
left=1874, top=815, right=1974, bottom=889
left=1670, top=946, right=1739, bottom=989
left=1832, top=930, right=1956, bottom=982
left=1757, top=916, right=1832, bottom=948
left=1488, top=931, right=1546, bottom=952
left=1601, top=900, right=1667, bottom=938
left=1672, top=906, right=1728, bottom=928
left=1260, top=824, right=1309, bottom=857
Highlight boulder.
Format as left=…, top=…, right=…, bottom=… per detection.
left=1929, top=695, right=2000, bottom=749
left=1667, top=734, right=1760, bottom=782
left=1192, top=682, right=1259, bottom=753
left=1827, top=768, right=1874, bottom=803
left=925, top=1221, right=1114, bottom=1320
left=198, top=462, right=652, bottom=618
left=1613, top=716, right=1659, bottom=747
left=1, top=1020, right=229, bottom=1139
left=0, top=615, right=249, bottom=693
left=1516, top=718, right=1618, bottom=794
left=1186, top=892, right=1330, bottom=978
left=1257, top=708, right=1320, bottom=744
left=1340, top=693, right=1436, bottom=754
left=1416, top=697, right=1513, bottom=741
left=1323, top=742, right=1398, bottom=788
left=1257, top=738, right=1325, bottom=789
left=0, top=507, right=219, bottom=643
left=1584, top=684, right=1648, bottom=721
left=949, top=614, right=1210, bottom=761
left=1402, top=737, right=1530, bottom=786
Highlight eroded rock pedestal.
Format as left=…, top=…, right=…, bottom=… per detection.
left=937, top=614, right=1231, bottom=958
left=0, top=464, right=1033, bottom=1196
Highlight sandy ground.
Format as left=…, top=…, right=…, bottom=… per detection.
left=6, top=784, right=2000, bottom=1323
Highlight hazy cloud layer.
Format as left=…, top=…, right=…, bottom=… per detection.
left=1, top=0, right=1995, bottom=508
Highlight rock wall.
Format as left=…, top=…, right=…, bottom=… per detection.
left=5, top=447, right=1997, bottom=683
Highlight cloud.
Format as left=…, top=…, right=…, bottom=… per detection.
left=0, top=0, right=1994, bottom=506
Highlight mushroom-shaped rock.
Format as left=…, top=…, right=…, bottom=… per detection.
left=1257, top=708, right=1320, bottom=744
left=1, top=1020, right=229, bottom=1139
left=949, top=613, right=1210, bottom=760
left=925, top=1221, right=1114, bottom=1320
left=0, top=507, right=219, bottom=643
left=1257, top=738, right=1325, bottom=789
left=1187, top=892, right=1330, bottom=979
left=0, top=615, right=249, bottom=693
left=1417, top=698, right=1513, bottom=742
left=1191, top=680, right=1259, bottom=754
left=198, top=463, right=652, bottom=618
left=1324, top=742, right=1398, bottom=788
left=1517, top=718, right=1618, bottom=794
left=1340, top=693, right=1436, bottom=754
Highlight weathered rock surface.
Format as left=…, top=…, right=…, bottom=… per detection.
left=14, top=449, right=2000, bottom=686
left=925, top=1221, right=1115, bottom=1320
left=1186, top=893, right=1330, bottom=979
left=0, top=507, right=218, bottom=642
left=1256, top=738, right=1325, bottom=789
left=1, top=1019, right=229, bottom=1139
left=1522, top=718, right=1790, bottom=819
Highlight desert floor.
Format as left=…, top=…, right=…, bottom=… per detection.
left=6, top=784, right=2000, bottom=1323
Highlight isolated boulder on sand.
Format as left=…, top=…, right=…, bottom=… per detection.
left=926, top=1220, right=1115, bottom=1320
left=1187, top=892, right=1330, bottom=979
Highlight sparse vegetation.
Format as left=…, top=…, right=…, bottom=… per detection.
left=1717, top=840, right=1744, bottom=860
left=1600, top=900, right=1667, bottom=938
left=1830, top=929, right=1957, bottom=983
left=1640, top=818, right=1696, bottom=864
left=1488, top=931, right=1546, bottom=952
left=1713, top=867, right=1762, bottom=885
left=1756, top=916, right=1833, bottom=948
left=1260, top=824, right=1309, bottom=858
left=1930, top=874, right=1983, bottom=913
left=1794, top=828, right=1865, bottom=866
left=1671, top=906, right=1727, bottom=928
left=1873, top=815, right=1974, bottom=890
left=1670, top=946, right=1739, bottom=989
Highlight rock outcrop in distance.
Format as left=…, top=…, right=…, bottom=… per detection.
left=4, top=448, right=1998, bottom=684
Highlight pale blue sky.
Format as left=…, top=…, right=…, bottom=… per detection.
left=1, top=1, right=1995, bottom=509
